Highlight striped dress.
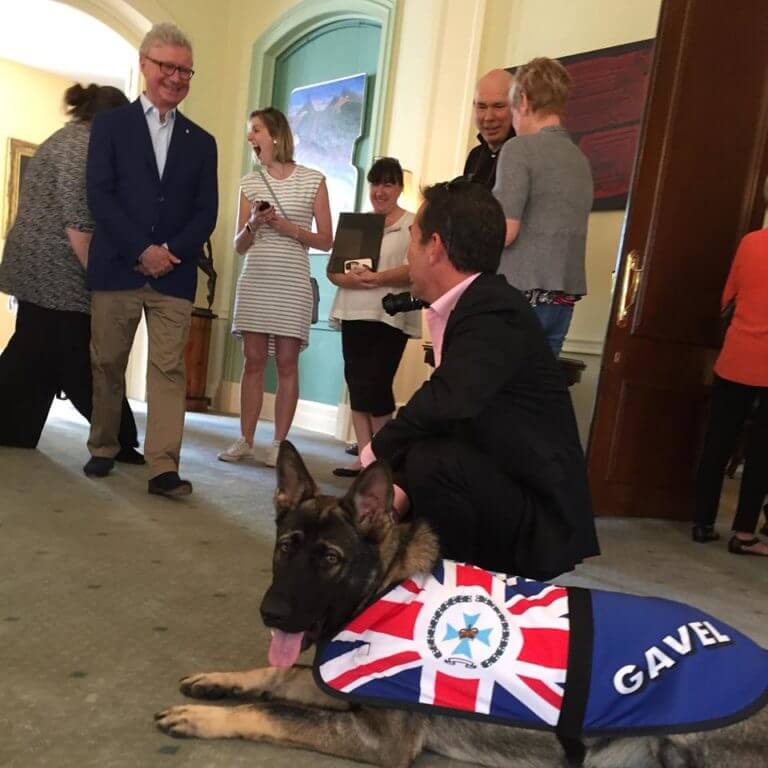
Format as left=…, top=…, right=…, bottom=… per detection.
left=232, top=165, right=324, bottom=354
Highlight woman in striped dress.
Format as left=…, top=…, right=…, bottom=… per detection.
left=219, top=108, right=332, bottom=466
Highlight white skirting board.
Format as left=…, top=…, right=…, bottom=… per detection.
left=216, top=381, right=339, bottom=437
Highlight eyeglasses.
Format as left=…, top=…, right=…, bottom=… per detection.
left=144, top=56, right=195, bottom=81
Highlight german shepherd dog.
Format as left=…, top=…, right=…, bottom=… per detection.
left=156, top=442, right=767, bottom=767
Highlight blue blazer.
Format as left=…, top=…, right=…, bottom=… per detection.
left=86, top=99, right=218, bottom=302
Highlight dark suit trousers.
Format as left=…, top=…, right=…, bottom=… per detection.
left=694, top=375, right=768, bottom=533
left=0, top=301, right=138, bottom=449
left=402, top=438, right=566, bottom=580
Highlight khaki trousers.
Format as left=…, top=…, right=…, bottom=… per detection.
left=89, top=286, right=192, bottom=476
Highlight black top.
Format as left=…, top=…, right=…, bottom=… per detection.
left=462, top=128, right=516, bottom=188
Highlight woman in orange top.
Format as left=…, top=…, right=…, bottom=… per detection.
left=693, top=215, right=768, bottom=557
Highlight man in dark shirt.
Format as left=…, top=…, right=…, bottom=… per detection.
left=462, top=69, right=516, bottom=188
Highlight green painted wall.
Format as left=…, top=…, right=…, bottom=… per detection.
left=225, top=17, right=382, bottom=407
left=270, top=19, right=382, bottom=404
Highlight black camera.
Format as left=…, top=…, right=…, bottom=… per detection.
left=381, top=292, right=429, bottom=315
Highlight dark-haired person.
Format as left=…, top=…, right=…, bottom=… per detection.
left=0, top=83, right=141, bottom=457
left=328, top=157, right=421, bottom=477
left=84, top=23, right=218, bottom=497
left=493, top=57, right=593, bottom=356
left=360, top=179, right=599, bottom=580
left=218, top=107, right=332, bottom=468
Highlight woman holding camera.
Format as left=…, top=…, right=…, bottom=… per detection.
left=219, top=107, right=332, bottom=467
left=328, top=157, right=421, bottom=477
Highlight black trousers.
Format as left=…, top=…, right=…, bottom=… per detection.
left=694, top=375, right=768, bottom=533
left=0, top=301, right=138, bottom=450
left=341, top=320, right=408, bottom=416
left=401, top=438, right=570, bottom=580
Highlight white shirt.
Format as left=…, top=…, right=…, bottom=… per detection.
left=140, top=93, right=176, bottom=178
left=329, top=209, right=421, bottom=337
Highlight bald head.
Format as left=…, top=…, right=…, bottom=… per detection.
left=473, top=69, right=514, bottom=150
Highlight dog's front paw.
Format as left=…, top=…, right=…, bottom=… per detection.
left=155, top=704, right=238, bottom=739
left=180, top=672, right=243, bottom=700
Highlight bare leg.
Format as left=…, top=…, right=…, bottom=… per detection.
left=371, top=412, right=393, bottom=435
left=273, top=336, right=301, bottom=441
left=346, top=409, right=372, bottom=470
left=240, top=333, right=268, bottom=444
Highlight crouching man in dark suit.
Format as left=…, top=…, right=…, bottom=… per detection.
left=360, top=179, right=599, bottom=579
left=83, top=23, right=218, bottom=497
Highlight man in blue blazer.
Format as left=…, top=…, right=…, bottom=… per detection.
left=84, top=23, right=218, bottom=497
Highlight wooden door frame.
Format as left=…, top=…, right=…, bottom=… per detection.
left=586, top=0, right=768, bottom=517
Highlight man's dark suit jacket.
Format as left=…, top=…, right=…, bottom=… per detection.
left=86, top=100, right=218, bottom=302
left=372, top=272, right=599, bottom=577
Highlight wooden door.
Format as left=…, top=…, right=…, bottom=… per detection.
left=587, top=0, right=768, bottom=518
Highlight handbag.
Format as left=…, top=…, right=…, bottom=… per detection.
left=256, top=165, right=320, bottom=325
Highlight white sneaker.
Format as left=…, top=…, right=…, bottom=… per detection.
left=264, top=440, right=281, bottom=468
left=217, top=437, right=256, bottom=463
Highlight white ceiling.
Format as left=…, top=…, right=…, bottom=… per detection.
left=0, top=0, right=137, bottom=91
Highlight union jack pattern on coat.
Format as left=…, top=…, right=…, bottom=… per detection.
left=315, top=560, right=768, bottom=735
left=316, top=560, right=570, bottom=726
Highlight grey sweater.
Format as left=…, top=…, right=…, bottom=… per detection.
left=493, top=126, right=593, bottom=295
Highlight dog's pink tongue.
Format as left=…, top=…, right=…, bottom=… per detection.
left=268, top=630, right=305, bottom=668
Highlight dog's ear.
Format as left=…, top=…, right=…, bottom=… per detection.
left=274, top=441, right=318, bottom=514
left=345, top=461, right=394, bottom=537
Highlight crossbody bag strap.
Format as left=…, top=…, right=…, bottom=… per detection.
left=257, top=166, right=289, bottom=219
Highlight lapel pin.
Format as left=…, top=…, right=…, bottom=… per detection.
left=185, top=128, right=190, bottom=134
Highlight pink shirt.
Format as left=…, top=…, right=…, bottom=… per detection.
left=360, top=273, right=481, bottom=515
left=425, top=273, right=481, bottom=367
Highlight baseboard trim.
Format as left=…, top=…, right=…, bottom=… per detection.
left=562, top=337, right=603, bottom=356
left=215, top=381, right=339, bottom=436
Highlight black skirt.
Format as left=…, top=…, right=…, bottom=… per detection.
left=341, top=320, right=408, bottom=416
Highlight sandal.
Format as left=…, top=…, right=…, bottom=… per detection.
left=728, top=535, right=768, bottom=556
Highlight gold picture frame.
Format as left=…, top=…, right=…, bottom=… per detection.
left=3, top=138, right=38, bottom=238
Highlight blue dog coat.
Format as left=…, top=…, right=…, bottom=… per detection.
left=314, top=560, right=768, bottom=736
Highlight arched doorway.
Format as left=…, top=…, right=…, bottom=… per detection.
left=222, top=0, right=396, bottom=438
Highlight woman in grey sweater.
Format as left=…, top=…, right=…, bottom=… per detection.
left=0, top=83, right=141, bottom=457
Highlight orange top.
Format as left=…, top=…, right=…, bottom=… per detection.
left=714, top=229, right=768, bottom=386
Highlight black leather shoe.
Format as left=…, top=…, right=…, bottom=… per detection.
left=148, top=471, right=192, bottom=497
left=332, top=467, right=361, bottom=478
left=691, top=524, right=720, bottom=543
left=83, top=456, right=114, bottom=477
left=345, top=444, right=359, bottom=456
left=115, top=447, right=146, bottom=465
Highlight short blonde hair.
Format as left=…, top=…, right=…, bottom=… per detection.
left=139, top=23, right=193, bottom=57
left=250, top=108, right=294, bottom=164
left=511, top=57, right=571, bottom=117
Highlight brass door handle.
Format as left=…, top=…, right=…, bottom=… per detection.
left=617, top=250, right=643, bottom=327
